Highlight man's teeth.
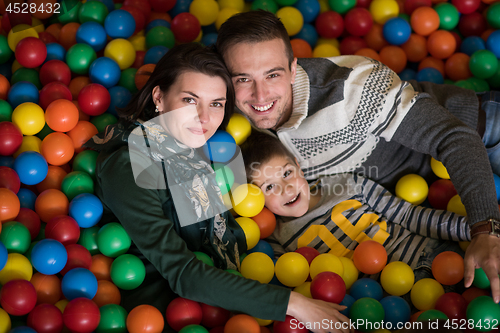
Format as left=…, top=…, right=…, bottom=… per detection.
left=253, top=102, right=274, bottom=111
left=286, top=194, right=299, bottom=205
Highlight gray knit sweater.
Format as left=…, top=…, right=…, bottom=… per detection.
left=274, top=56, right=500, bottom=226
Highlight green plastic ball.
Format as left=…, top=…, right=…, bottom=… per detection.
left=73, top=150, right=99, bottom=180
left=328, top=0, right=355, bottom=15
left=212, top=163, right=234, bottom=195
left=251, top=0, right=279, bottom=13
left=178, top=325, right=209, bottom=333
left=276, top=0, right=298, bottom=6
left=110, top=254, right=146, bottom=290
left=454, top=80, right=475, bottom=91
left=66, top=43, right=97, bottom=75
left=466, top=296, right=500, bottom=332
left=61, top=171, right=95, bottom=201
left=78, top=0, right=109, bottom=25
left=0, top=100, right=13, bottom=122
left=0, top=221, right=31, bottom=254
left=78, top=226, right=100, bottom=255
left=417, top=309, right=448, bottom=322
left=58, top=0, right=82, bottom=24
left=225, top=269, right=243, bottom=277
left=486, top=3, right=500, bottom=29
left=33, top=224, right=46, bottom=242
left=348, top=298, right=385, bottom=333
left=36, top=123, right=55, bottom=141
left=0, top=35, right=13, bottom=64
left=398, top=13, right=410, bottom=23
left=146, top=27, right=175, bottom=49
left=486, top=66, right=500, bottom=89
left=97, top=222, right=132, bottom=258
left=119, top=68, right=138, bottom=94
left=469, top=50, right=499, bottom=79
left=435, top=3, right=459, bottom=30
left=11, top=68, right=42, bottom=89
left=473, top=267, right=490, bottom=289
left=97, top=304, right=128, bottom=333
left=91, top=113, right=118, bottom=133
left=466, top=77, right=490, bottom=92
left=194, top=251, right=214, bottom=266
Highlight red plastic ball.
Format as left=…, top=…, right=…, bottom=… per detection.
left=339, top=36, right=368, bottom=55
left=149, top=0, right=176, bottom=12
left=38, top=31, right=58, bottom=44
left=27, top=303, right=64, bottom=333
left=315, top=11, right=344, bottom=39
left=63, top=298, right=100, bottom=333
left=458, top=12, right=486, bottom=37
left=0, top=279, right=38, bottom=316
left=404, top=0, right=432, bottom=15
left=344, top=7, right=373, bottom=36
left=123, top=0, right=151, bottom=22
left=462, top=287, right=489, bottom=304
left=295, top=246, right=320, bottom=265
left=352, top=240, right=387, bottom=274
left=274, top=315, right=308, bottom=333
left=428, top=179, right=457, bottom=210
left=310, top=271, right=346, bottom=304
left=121, top=5, right=146, bottom=34
left=356, top=0, right=372, bottom=7
left=45, top=215, right=81, bottom=246
left=434, top=292, right=467, bottom=320
left=2, top=12, right=32, bottom=33
left=166, top=297, right=203, bottom=331
left=171, top=13, right=201, bottom=43
left=39, top=81, right=72, bottom=110
left=40, top=60, right=72, bottom=86
left=0, top=121, right=23, bottom=156
left=15, top=37, right=47, bottom=68
left=0, top=166, right=20, bottom=194
left=78, top=83, right=111, bottom=116
left=60, top=244, right=92, bottom=275
left=452, top=0, right=481, bottom=14
left=132, top=50, right=146, bottom=69
left=15, top=208, right=41, bottom=240
left=200, top=303, right=230, bottom=328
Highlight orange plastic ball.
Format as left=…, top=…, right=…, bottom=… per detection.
left=431, top=251, right=464, bottom=285
left=45, top=23, right=62, bottom=41
left=69, top=77, right=92, bottom=100
left=93, top=280, right=121, bottom=308
left=0, top=74, right=10, bottom=100
left=36, top=165, right=67, bottom=193
left=352, top=240, right=388, bottom=274
left=34, top=189, right=69, bottom=222
left=354, top=48, right=381, bottom=61
left=401, top=33, right=428, bottom=63
left=59, top=22, right=80, bottom=51
left=445, top=53, right=472, bottom=81
left=67, top=121, right=98, bottom=153
left=126, top=305, right=165, bottom=333
left=90, top=254, right=114, bottom=281
left=0, top=188, right=21, bottom=222
left=291, top=38, right=313, bottom=58
left=135, top=64, right=156, bottom=91
left=411, top=7, right=440, bottom=36
left=40, top=132, right=75, bottom=166
left=427, top=30, right=456, bottom=59
left=45, top=99, right=79, bottom=132
left=30, top=272, right=62, bottom=305
left=224, top=314, right=260, bottom=333
left=379, top=45, right=407, bottom=73
left=418, top=56, right=445, bottom=76
left=148, top=12, right=172, bottom=23
left=250, top=207, right=276, bottom=239
left=364, top=23, right=389, bottom=51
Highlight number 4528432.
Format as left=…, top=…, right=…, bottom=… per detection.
left=5, top=2, right=61, bottom=14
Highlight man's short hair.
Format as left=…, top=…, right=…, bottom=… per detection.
left=216, top=10, right=295, bottom=68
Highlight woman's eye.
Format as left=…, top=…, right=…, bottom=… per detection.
left=236, top=78, right=249, bottom=83
left=183, top=97, right=196, bottom=104
left=211, top=102, right=223, bottom=108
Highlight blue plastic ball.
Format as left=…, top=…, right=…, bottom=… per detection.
left=416, top=67, right=444, bottom=84
left=95, top=0, right=115, bottom=13
left=146, top=19, right=171, bottom=33
left=8, top=81, right=39, bottom=108
left=399, top=68, right=416, bottom=81
left=17, top=188, right=37, bottom=210
left=13, top=151, right=48, bottom=186
left=269, top=257, right=286, bottom=287
left=294, top=0, right=320, bottom=23
left=493, top=173, right=500, bottom=201
left=107, top=85, right=132, bottom=116
left=69, top=193, right=104, bottom=228
left=460, top=36, right=486, bottom=56
left=104, top=9, right=136, bottom=39
left=169, top=0, right=193, bottom=17
left=76, top=21, right=107, bottom=52
left=203, top=131, right=237, bottom=163
left=62, top=267, right=98, bottom=300
left=0, top=156, right=15, bottom=168
left=144, top=46, right=169, bottom=65
left=340, top=294, right=356, bottom=316
left=486, top=30, right=500, bottom=59
left=89, top=57, right=121, bottom=88
left=0, top=241, right=7, bottom=271
left=383, top=17, right=411, bottom=45
left=294, top=23, right=318, bottom=47
left=201, top=32, right=218, bottom=47
left=8, top=327, right=37, bottom=333
left=31, top=239, right=68, bottom=275
left=380, top=296, right=411, bottom=327
left=45, top=43, right=67, bottom=62
left=349, top=278, right=384, bottom=300
left=247, top=240, right=275, bottom=259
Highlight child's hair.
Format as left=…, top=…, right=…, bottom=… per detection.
left=240, top=130, right=297, bottom=183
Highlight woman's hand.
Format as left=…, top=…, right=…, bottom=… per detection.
left=286, top=291, right=354, bottom=333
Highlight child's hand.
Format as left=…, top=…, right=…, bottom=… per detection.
left=286, top=291, right=354, bottom=333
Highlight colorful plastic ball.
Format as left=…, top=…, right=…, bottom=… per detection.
left=435, top=3, right=460, bottom=30
left=452, top=0, right=481, bottom=14
left=210, top=163, right=234, bottom=196
left=9, top=92, right=41, bottom=125
left=67, top=121, right=99, bottom=153
left=144, top=45, right=168, bottom=65
left=75, top=21, right=107, bottom=52
left=0, top=167, right=20, bottom=195
left=349, top=297, right=385, bottom=332
left=240, top=252, right=274, bottom=284
left=427, top=30, right=456, bottom=59
left=0, top=241, right=7, bottom=271
left=291, top=38, right=313, bottom=58
left=198, top=304, right=228, bottom=329
left=380, top=296, right=411, bottom=327
left=0, top=188, right=20, bottom=222
left=127, top=304, right=164, bottom=333
left=315, top=11, right=343, bottom=39
left=458, top=12, right=487, bottom=38
left=0, top=279, right=37, bottom=316
left=430, top=157, right=450, bottom=179
left=96, top=304, right=127, bottom=332
left=486, top=3, right=500, bottom=29
left=472, top=267, right=490, bottom=289
left=165, top=297, right=203, bottom=332
left=275, top=7, right=303, bottom=36
left=352, top=240, right=387, bottom=275
left=273, top=315, right=307, bottom=333
left=63, top=297, right=101, bottom=333
left=88, top=57, right=121, bottom=89
left=69, top=193, right=103, bottom=228
left=411, top=6, right=440, bottom=36
left=30, top=272, right=62, bottom=305
left=58, top=242, right=91, bottom=275
left=0, top=35, right=13, bottom=65
left=308, top=271, right=346, bottom=304
left=104, top=38, right=136, bottom=70
left=77, top=226, right=99, bottom=256
left=431, top=251, right=464, bottom=286
left=89, top=253, right=113, bottom=281
left=294, top=23, right=318, bottom=48
left=416, top=67, right=444, bottom=84
left=39, top=81, right=72, bottom=111
left=466, top=295, right=500, bottom=332
left=428, top=179, right=457, bottom=210
left=88, top=280, right=119, bottom=308
left=470, top=49, right=499, bottom=79
left=274, top=252, right=309, bottom=287
left=189, top=0, right=218, bottom=26
left=31, top=239, right=68, bottom=275
left=15, top=37, right=47, bottom=69
left=39, top=59, right=71, bottom=86
left=0, top=122, right=22, bottom=156
left=383, top=17, right=411, bottom=45
left=14, top=135, right=43, bottom=158
left=170, top=12, right=201, bottom=43
left=369, top=0, right=399, bottom=24
left=45, top=215, right=80, bottom=246
left=0, top=221, right=31, bottom=254
left=395, top=174, right=428, bottom=205
left=78, top=0, right=108, bottom=25
left=435, top=292, right=467, bottom=321
left=61, top=267, right=98, bottom=300
left=445, top=53, right=472, bottom=81
left=110, top=254, right=145, bottom=290
left=410, top=278, right=445, bottom=311
left=0, top=99, right=13, bottom=122
left=78, top=83, right=111, bottom=116
left=350, top=278, right=384, bottom=300
left=27, top=303, right=64, bottom=333
left=224, top=314, right=260, bottom=333
left=66, top=43, right=97, bottom=75
left=44, top=99, right=78, bottom=133
left=104, top=9, right=135, bottom=39
left=8, top=24, right=39, bottom=52
left=379, top=45, right=407, bottom=73
left=0, top=252, right=33, bottom=285
left=13, top=151, right=48, bottom=185
left=107, top=86, right=132, bottom=117
left=225, top=114, right=251, bottom=146
left=460, top=36, right=485, bottom=56
left=40, top=132, right=74, bottom=166
left=343, top=7, right=372, bottom=37
left=202, top=130, right=236, bottom=163
left=96, top=222, right=131, bottom=258
left=60, top=170, right=94, bottom=201
left=10, top=68, right=42, bottom=90
left=247, top=207, right=275, bottom=240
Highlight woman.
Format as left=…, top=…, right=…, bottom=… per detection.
left=85, top=43, right=351, bottom=333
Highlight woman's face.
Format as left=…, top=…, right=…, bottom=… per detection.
left=154, top=71, right=227, bottom=148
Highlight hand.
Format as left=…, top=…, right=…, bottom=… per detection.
left=286, top=291, right=354, bottom=333
left=464, top=234, right=500, bottom=302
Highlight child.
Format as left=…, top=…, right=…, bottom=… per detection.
left=240, top=130, right=471, bottom=281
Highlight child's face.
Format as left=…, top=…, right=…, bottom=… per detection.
left=251, top=156, right=311, bottom=217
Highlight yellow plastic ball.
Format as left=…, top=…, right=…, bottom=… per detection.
left=313, top=44, right=341, bottom=58
left=309, top=253, right=344, bottom=280
left=235, top=217, right=261, bottom=250
left=13, top=135, right=42, bottom=158
left=240, top=252, right=275, bottom=284
left=318, top=0, right=330, bottom=13
left=317, top=37, right=340, bottom=48
left=380, top=261, right=415, bottom=296
left=447, top=194, right=466, bottom=216
left=32, top=17, right=45, bottom=33
left=218, top=0, right=244, bottom=11
left=339, top=256, right=358, bottom=289
left=430, top=157, right=450, bottom=179
left=190, top=0, right=219, bottom=26
left=0, top=253, right=33, bottom=285
left=11, top=59, right=23, bottom=73
left=227, top=114, right=251, bottom=145
left=193, top=30, right=203, bottom=43
left=254, top=317, right=273, bottom=326
left=373, top=329, right=391, bottom=333
left=369, top=0, right=399, bottom=24
left=12, top=102, right=46, bottom=136
left=276, top=7, right=304, bottom=36
left=8, top=24, right=39, bottom=52
left=231, top=183, right=265, bottom=217
left=275, top=252, right=310, bottom=287
left=410, top=278, right=444, bottom=310
left=128, top=35, right=146, bottom=52
left=55, top=299, right=69, bottom=313
left=395, top=174, right=429, bottom=205
left=294, top=281, right=312, bottom=298
left=215, top=8, right=241, bottom=30
left=459, top=241, right=470, bottom=252
left=104, top=39, right=136, bottom=70
left=0, top=308, right=11, bottom=333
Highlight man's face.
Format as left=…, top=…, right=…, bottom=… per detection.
left=223, top=39, right=297, bottom=130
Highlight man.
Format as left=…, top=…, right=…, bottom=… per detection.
left=216, top=10, right=500, bottom=302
